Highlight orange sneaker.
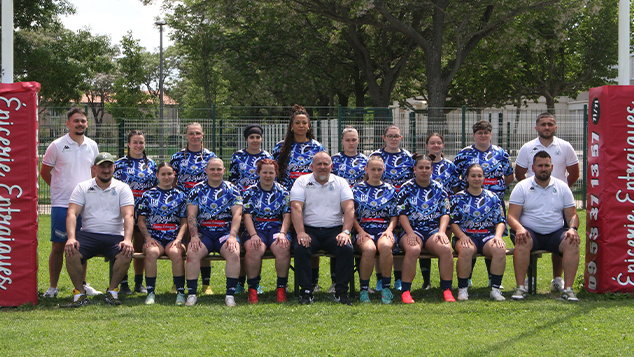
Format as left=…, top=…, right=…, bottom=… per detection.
left=443, top=289, right=456, bottom=302
left=401, top=290, right=415, bottom=304
left=248, top=288, right=258, bottom=304
left=276, top=287, right=287, bottom=302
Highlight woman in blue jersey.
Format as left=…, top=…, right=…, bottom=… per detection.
left=450, top=164, right=506, bottom=301
left=136, top=162, right=188, bottom=305
left=332, top=126, right=368, bottom=186
left=242, top=159, right=291, bottom=304
left=113, top=130, right=158, bottom=294
left=230, top=124, right=273, bottom=193
left=170, top=122, right=217, bottom=295
left=352, top=156, right=398, bottom=304
left=397, top=153, right=455, bottom=303
left=273, top=104, right=325, bottom=291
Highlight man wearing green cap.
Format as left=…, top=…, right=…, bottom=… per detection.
left=63, top=152, right=136, bottom=307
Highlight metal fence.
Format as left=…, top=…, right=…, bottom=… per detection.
left=37, top=105, right=588, bottom=212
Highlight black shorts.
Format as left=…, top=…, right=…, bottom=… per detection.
left=510, top=227, right=566, bottom=256
left=77, top=231, right=124, bottom=263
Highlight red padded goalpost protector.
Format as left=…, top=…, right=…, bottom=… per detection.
left=0, top=82, right=40, bottom=306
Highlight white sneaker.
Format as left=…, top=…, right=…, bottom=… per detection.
left=561, top=288, right=579, bottom=302
left=551, top=277, right=565, bottom=292
left=490, top=287, right=505, bottom=301
left=83, top=283, right=102, bottom=296
left=524, top=277, right=536, bottom=289
left=185, top=294, right=197, bottom=306
left=512, top=286, right=526, bottom=300
left=327, top=283, right=336, bottom=294
left=225, top=295, right=236, bottom=307
left=43, top=287, right=58, bottom=298
left=457, top=287, right=469, bottom=301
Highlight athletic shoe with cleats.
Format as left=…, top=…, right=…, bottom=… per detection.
left=394, top=279, right=402, bottom=291
left=312, top=284, right=321, bottom=293
left=299, top=293, right=314, bottom=305
left=334, top=293, right=352, bottom=306
left=551, top=277, right=565, bottom=293
left=225, top=295, right=236, bottom=307
left=367, top=287, right=375, bottom=294
left=43, top=287, right=58, bottom=298
left=327, top=283, right=336, bottom=294
left=422, top=281, right=431, bottom=290
left=561, top=288, right=579, bottom=302
left=467, top=279, right=473, bottom=288
left=235, top=283, right=245, bottom=294
left=375, top=281, right=383, bottom=292
left=119, top=284, right=133, bottom=295
left=135, top=285, right=148, bottom=294
left=248, top=288, right=258, bottom=304
left=488, top=278, right=504, bottom=290
left=512, top=286, right=527, bottom=300
left=401, top=290, right=415, bottom=304
left=490, top=288, right=505, bottom=301
left=202, top=284, right=213, bottom=295
left=175, top=292, right=186, bottom=306
left=104, top=291, right=122, bottom=306
left=256, top=284, right=265, bottom=294
left=359, top=290, right=370, bottom=303
left=185, top=294, right=197, bottom=306
left=276, top=287, right=287, bottom=302
left=145, top=292, right=156, bottom=305
left=443, top=289, right=456, bottom=302
left=62, top=294, right=90, bottom=308
left=381, top=288, right=393, bottom=304
left=457, top=287, right=469, bottom=301
left=84, top=283, right=103, bottom=296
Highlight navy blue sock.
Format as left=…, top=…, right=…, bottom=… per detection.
left=311, top=268, right=319, bottom=285
left=145, top=277, right=156, bottom=294
left=490, top=274, right=503, bottom=289
left=135, top=274, right=143, bottom=286
left=247, top=278, right=259, bottom=290
left=419, top=259, right=431, bottom=283
left=277, top=276, right=288, bottom=289
left=226, top=277, right=239, bottom=296
left=120, top=274, right=129, bottom=287
left=394, top=271, right=402, bottom=281
left=458, top=278, right=469, bottom=289
left=485, top=259, right=493, bottom=279
left=187, top=279, right=198, bottom=295
left=469, top=259, right=477, bottom=279
left=382, top=276, right=392, bottom=289
left=201, top=266, right=211, bottom=285
left=360, top=279, right=370, bottom=291
left=401, top=281, right=412, bottom=292
left=173, top=276, right=185, bottom=294
left=376, top=273, right=383, bottom=282
left=441, top=279, right=452, bottom=291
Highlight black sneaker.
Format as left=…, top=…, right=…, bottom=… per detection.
left=104, top=291, right=122, bottom=306
left=61, top=294, right=91, bottom=308
left=119, top=285, right=133, bottom=295
left=334, top=293, right=352, bottom=306
left=299, top=293, right=314, bottom=305
left=134, top=285, right=148, bottom=294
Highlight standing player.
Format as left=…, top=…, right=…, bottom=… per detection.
left=136, top=162, right=188, bottom=305
left=113, top=130, right=158, bottom=294
left=515, top=112, right=579, bottom=292
left=170, top=122, right=217, bottom=295
left=40, top=107, right=101, bottom=298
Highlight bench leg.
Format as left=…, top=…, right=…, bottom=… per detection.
left=108, top=258, right=114, bottom=286
left=527, top=254, right=538, bottom=295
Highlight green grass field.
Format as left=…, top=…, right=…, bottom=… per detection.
left=1, top=211, right=633, bottom=356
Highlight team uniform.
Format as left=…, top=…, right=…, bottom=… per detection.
left=113, top=156, right=158, bottom=201
left=272, top=139, right=324, bottom=190
left=170, top=148, right=217, bottom=195
left=352, top=181, right=397, bottom=244
left=229, top=149, right=273, bottom=192
left=332, top=152, right=368, bottom=186
left=453, top=145, right=514, bottom=202
left=432, top=158, right=459, bottom=196
left=515, top=136, right=578, bottom=182
left=136, top=187, right=188, bottom=247
left=188, top=181, right=243, bottom=253
left=369, top=148, right=414, bottom=191
left=396, top=179, right=450, bottom=246
left=450, top=189, right=506, bottom=253
left=242, top=182, right=291, bottom=246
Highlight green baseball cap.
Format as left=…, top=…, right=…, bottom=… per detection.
left=93, top=152, right=116, bottom=165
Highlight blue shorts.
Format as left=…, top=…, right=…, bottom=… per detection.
left=50, top=207, right=82, bottom=243
left=200, top=231, right=240, bottom=253
left=243, top=227, right=291, bottom=248
left=452, top=235, right=495, bottom=254
left=511, top=227, right=566, bottom=256
left=77, top=231, right=123, bottom=263
left=398, top=229, right=439, bottom=249
left=353, top=228, right=388, bottom=245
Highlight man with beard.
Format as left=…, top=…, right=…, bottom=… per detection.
left=515, top=112, right=579, bottom=294
left=508, top=151, right=580, bottom=301
left=291, top=151, right=355, bottom=305
left=40, top=107, right=101, bottom=298
left=63, top=153, right=135, bottom=307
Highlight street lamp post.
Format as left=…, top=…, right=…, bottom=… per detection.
left=155, top=19, right=167, bottom=161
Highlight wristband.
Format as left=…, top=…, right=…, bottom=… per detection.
left=570, top=226, right=578, bottom=231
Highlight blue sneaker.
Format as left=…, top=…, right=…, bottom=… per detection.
left=235, top=283, right=245, bottom=294
left=375, top=281, right=383, bottom=292
left=394, top=279, right=402, bottom=291
left=359, top=290, right=370, bottom=303
left=256, top=284, right=264, bottom=294
left=468, top=279, right=473, bottom=288
left=381, top=288, right=393, bottom=304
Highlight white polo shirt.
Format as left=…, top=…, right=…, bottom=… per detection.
left=515, top=136, right=578, bottom=182
left=509, top=176, right=575, bottom=235
left=69, top=178, right=134, bottom=236
left=290, top=173, right=353, bottom=228
left=42, top=134, right=99, bottom=207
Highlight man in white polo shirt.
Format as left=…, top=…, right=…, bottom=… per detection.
left=515, top=112, right=580, bottom=292
left=40, top=107, right=101, bottom=298
left=63, top=153, right=135, bottom=307
left=508, top=151, right=580, bottom=301
left=291, top=151, right=355, bottom=305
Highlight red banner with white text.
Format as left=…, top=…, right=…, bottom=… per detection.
left=586, top=85, right=634, bottom=293
left=0, top=82, right=40, bottom=306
